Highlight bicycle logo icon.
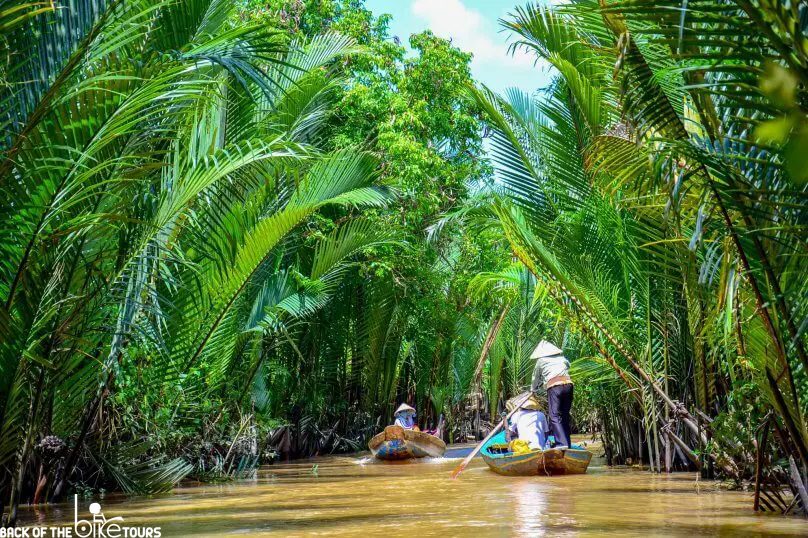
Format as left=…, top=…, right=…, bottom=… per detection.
left=73, top=497, right=124, bottom=538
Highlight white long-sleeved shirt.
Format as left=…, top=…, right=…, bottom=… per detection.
left=530, top=352, right=570, bottom=393
left=508, top=409, right=550, bottom=449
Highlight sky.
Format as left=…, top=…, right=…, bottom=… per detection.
left=364, top=0, right=553, bottom=95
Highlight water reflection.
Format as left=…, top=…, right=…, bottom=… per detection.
left=15, top=447, right=807, bottom=537
left=512, top=480, right=552, bottom=536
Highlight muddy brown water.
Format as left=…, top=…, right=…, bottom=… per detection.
left=17, top=439, right=807, bottom=537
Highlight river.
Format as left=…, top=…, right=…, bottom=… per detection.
left=17, top=441, right=806, bottom=536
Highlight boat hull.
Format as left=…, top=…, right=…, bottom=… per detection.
left=368, top=425, right=446, bottom=460
left=481, top=432, right=593, bottom=475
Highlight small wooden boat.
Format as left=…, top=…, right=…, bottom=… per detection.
left=368, top=425, right=446, bottom=460
left=481, top=432, right=593, bottom=476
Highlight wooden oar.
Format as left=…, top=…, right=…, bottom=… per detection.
left=451, top=391, right=534, bottom=479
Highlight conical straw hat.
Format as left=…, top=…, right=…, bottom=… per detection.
left=394, top=403, right=416, bottom=415
left=506, top=392, right=541, bottom=412
left=531, top=340, right=563, bottom=359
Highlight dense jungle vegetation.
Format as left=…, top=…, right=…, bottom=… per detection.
left=1, top=0, right=806, bottom=523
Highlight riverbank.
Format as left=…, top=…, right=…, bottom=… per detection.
left=16, top=445, right=805, bottom=537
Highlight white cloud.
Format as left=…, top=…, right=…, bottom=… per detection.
left=410, top=0, right=535, bottom=72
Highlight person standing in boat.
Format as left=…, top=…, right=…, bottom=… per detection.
left=530, top=340, right=573, bottom=448
left=393, top=403, right=419, bottom=431
left=505, top=393, right=550, bottom=450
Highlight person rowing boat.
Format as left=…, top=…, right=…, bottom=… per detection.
left=369, top=403, right=445, bottom=460
left=393, top=403, right=419, bottom=431
left=453, top=339, right=580, bottom=478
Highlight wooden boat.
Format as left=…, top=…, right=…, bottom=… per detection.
left=480, top=432, right=593, bottom=476
left=368, top=425, right=446, bottom=460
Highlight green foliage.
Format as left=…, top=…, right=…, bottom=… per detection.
left=0, top=0, right=404, bottom=510
left=471, top=0, right=807, bottom=473
left=0, top=1, right=514, bottom=515
left=3, top=0, right=803, bottom=517
left=237, top=0, right=510, bottom=444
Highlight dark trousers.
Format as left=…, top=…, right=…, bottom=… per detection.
left=547, top=383, right=573, bottom=447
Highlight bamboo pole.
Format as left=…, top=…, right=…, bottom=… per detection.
left=665, top=428, right=702, bottom=470
left=451, top=390, right=533, bottom=479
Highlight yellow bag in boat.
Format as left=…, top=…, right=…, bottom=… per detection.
left=508, top=439, right=531, bottom=454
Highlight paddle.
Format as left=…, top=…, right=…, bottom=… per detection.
left=451, top=390, right=535, bottom=479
